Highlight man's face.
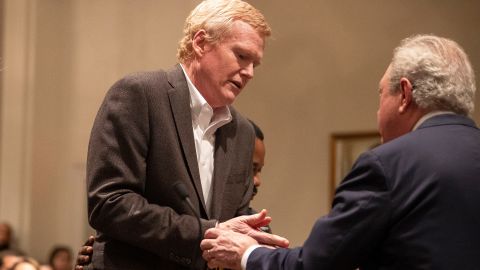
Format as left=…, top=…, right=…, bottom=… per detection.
left=377, top=67, right=410, bottom=143
left=377, top=66, right=404, bottom=143
left=252, top=138, right=265, bottom=199
left=195, top=20, right=265, bottom=108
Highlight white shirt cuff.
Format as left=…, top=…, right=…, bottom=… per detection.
left=241, top=244, right=262, bottom=270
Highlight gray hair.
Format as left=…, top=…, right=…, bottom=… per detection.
left=389, top=34, right=476, bottom=116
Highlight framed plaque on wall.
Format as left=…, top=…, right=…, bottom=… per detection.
left=329, top=131, right=380, bottom=201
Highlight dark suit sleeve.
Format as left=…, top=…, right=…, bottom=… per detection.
left=86, top=75, right=216, bottom=266
left=247, top=151, right=391, bottom=270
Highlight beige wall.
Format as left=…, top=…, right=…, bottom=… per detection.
left=1, top=0, right=479, bottom=262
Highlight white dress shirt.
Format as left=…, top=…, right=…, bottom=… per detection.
left=180, top=64, right=232, bottom=214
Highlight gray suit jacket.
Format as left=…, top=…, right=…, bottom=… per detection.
left=86, top=64, right=255, bottom=270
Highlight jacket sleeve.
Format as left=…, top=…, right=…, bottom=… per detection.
left=86, top=75, right=216, bottom=268
left=247, top=151, right=391, bottom=270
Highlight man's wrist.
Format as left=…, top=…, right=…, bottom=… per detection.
left=241, top=244, right=262, bottom=270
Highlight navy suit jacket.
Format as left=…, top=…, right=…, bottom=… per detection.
left=248, top=114, right=480, bottom=270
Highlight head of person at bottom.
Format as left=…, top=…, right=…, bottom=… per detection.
left=7, top=257, right=40, bottom=270
left=48, top=246, right=72, bottom=270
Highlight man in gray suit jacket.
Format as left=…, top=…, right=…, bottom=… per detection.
left=201, top=35, right=480, bottom=269
left=86, top=1, right=287, bottom=269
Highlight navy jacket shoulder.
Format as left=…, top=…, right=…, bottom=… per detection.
left=248, top=114, right=480, bottom=270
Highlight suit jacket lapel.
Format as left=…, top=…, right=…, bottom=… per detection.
left=166, top=64, right=208, bottom=217
left=210, top=116, right=235, bottom=219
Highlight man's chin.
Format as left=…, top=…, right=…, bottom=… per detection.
left=223, top=95, right=237, bottom=106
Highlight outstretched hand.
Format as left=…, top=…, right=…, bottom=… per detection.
left=218, top=209, right=289, bottom=248
left=200, top=209, right=289, bottom=269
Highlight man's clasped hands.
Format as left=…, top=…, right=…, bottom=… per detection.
left=200, top=209, right=289, bottom=270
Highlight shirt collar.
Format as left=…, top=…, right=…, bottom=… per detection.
left=180, top=64, right=232, bottom=135
left=181, top=64, right=209, bottom=118
left=412, top=111, right=456, bottom=131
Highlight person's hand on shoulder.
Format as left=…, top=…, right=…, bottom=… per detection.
left=74, top=235, right=95, bottom=270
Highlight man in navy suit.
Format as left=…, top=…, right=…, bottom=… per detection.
left=200, top=34, right=480, bottom=269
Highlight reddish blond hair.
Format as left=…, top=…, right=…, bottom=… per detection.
left=177, top=0, right=271, bottom=63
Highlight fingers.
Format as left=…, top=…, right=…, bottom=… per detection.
left=77, top=254, right=91, bottom=264
left=247, top=230, right=289, bottom=248
left=76, top=245, right=93, bottom=266
left=204, top=228, right=221, bottom=239
left=244, top=209, right=267, bottom=226
left=200, top=238, right=216, bottom=252
left=201, top=242, right=241, bottom=270
left=85, top=235, right=95, bottom=245
left=218, top=209, right=272, bottom=233
left=75, top=236, right=95, bottom=268
left=254, top=209, right=268, bottom=220
left=206, top=258, right=220, bottom=269
left=201, top=230, right=256, bottom=270
left=201, top=241, right=221, bottom=266
left=201, top=228, right=220, bottom=261
left=79, top=245, right=93, bottom=256
left=204, top=219, right=287, bottom=248
left=253, top=216, right=272, bottom=228
left=201, top=247, right=214, bottom=261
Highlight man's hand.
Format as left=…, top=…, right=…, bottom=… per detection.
left=74, top=235, right=95, bottom=270
left=217, top=209, right=289, bottom=247
left=201, top=210, right=290, bottom=269
left=201, top=228, right=258, bottom=270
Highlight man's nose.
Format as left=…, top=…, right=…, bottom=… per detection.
left=240, top=63, right=254, bottom=79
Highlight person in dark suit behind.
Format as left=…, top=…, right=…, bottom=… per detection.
left=200, top=34, right=480, bottom=269
left=86, top=1, right=288, bottom=269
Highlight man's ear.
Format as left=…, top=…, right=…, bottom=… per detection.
left=192, top=29, right=208, bottom=58
left=398, top=77, right=413, bottom=114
